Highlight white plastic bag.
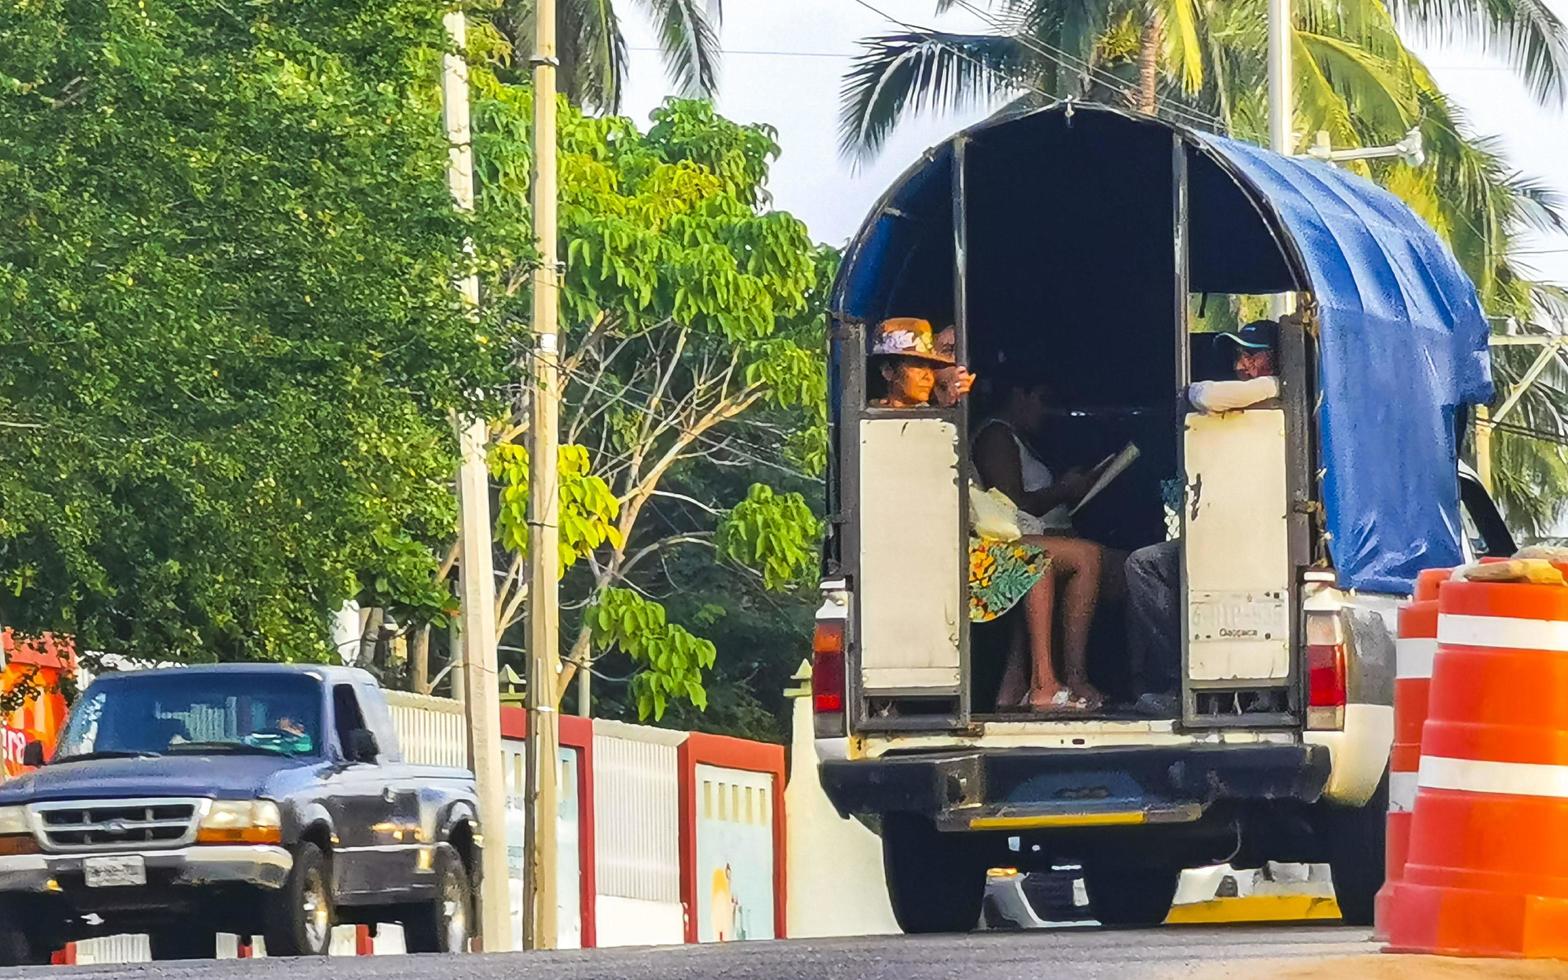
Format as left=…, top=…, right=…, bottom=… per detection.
left=969, top=486, right=1023, bottom=541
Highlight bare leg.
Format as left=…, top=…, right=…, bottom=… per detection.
left=996, top=617, right=1029, bottom=709
left=1032, top=536, right=1104, bottom=708
left=1019, top=566, right=1070, bottom=709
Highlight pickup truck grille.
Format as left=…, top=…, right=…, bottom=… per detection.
left=29, top=798, right=203, bottom=853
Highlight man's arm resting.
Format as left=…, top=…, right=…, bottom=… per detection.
left=1188, top=376, right=1280, bottom=413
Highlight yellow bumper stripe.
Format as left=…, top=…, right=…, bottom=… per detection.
left=968, top=811, right=1147, bottom=830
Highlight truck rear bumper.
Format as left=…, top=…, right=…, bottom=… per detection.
left=820, top=743, right=1330, bottom=831
left=0, top=844, right=292, bottom=894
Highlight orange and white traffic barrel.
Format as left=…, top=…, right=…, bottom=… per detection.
left=1384, top=574, right=1568, bottom=957
left=1371, top=569, right=1446, bottom=940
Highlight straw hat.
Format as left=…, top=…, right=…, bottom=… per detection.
left=869, top=317, right=954, bottom=365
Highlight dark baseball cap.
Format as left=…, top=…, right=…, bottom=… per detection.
left=1219, top=319, right=1279, bottom=351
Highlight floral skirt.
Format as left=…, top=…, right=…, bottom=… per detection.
left=968, top=536, right=1051, bottom=623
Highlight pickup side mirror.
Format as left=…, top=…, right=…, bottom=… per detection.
left=21, top=741, right=45, bottom=768
left=346, top=728, right=379, bottom=764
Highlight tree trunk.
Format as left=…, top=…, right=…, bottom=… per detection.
left=410, top=625, right=431, bottom=694
left=1136, top=9, right=1163, bottom=114
left=357, top=608, right=384, bottom=668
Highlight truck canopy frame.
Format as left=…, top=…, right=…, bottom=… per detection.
left=830, top=103, right=1492, bottom=595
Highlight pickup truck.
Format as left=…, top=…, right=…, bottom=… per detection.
left=0, top=664, right=480, bottom=963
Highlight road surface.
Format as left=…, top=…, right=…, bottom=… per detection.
left=0, top=925, right=1428, bottom=980
left=5, top=926, right=1562, bottom=979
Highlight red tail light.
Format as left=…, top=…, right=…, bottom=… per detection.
left=812, top=620, right=846, bottom=715
left=1305, top=613, right=1346, bottom=730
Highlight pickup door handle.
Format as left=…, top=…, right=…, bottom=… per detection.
left=382, top=787, right=397, bottom=804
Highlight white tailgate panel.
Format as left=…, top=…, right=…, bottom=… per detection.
left=857, top=417, right=962, bottom=691
left=1184, top=409, right=1290, bottom=681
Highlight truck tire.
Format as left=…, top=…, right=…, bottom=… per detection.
left=264, top=841, right=334, bottom=956
left=882, top=813, right=985, bottom=935
left=1081, top=864, right=1180, bottom=927
left=403, top=849, right=472, bottom=953
left=0, top=922, right=48, bottom=967
left=1326, top=768, right=1389, bottom=927
left=149, top=927, right=218, bottom=960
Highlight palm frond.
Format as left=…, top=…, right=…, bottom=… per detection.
left=1296, top=30, right=1419, bottom=133
left=636, top=0, right=722, bottom=98
left=837, top=32, right=1035, bottom=163
left=1163, top=0, right=1206, bottom=93
left=1386, top=0, right=1568, bottom=105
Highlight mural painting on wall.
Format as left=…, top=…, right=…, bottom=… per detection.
left=0, top=629, right=72, bottom=779
left=695, top=765, right=775, bottom=942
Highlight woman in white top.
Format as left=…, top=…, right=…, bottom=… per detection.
left=971, top=373, right=1108, bottom=710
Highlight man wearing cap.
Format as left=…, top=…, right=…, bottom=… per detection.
left=1125, top=319, right=1281, bottom=713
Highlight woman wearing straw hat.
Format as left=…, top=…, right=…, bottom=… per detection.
left=869, top=318, right=1088, bottom=711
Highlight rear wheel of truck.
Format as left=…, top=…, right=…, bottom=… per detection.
left=1081, top=864, right=1180, bottom=928
left=264, top=841, right=334, bottom=956
left=402, top=849, right=472, bottom=953
left=882, top=813, right=986, bottom=934
left=148, top=927, right=218, bottom=960
left=1326, top=768, right=1389, bottom=926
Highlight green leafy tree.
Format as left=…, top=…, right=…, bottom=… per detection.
left=0, top=0, right=509, bottom=662
left=406, top=85, right=830, bottom=719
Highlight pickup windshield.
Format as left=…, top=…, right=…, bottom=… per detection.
left=54, top=673, right=323, bottom=761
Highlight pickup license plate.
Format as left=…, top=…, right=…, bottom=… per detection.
left=83, top=855, right=146, bottom=888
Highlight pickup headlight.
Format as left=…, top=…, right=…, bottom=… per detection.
left=0, top=806, right=38, bottom=855
left=196, top=800, right=282, bottom=845
left=0, top=806, right=29, bottom=836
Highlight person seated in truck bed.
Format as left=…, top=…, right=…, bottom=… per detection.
left=969, top=369, right=1112, bottom=709
left=870, top=317, right=1093, bottom=711
left=1125, top=319, right=1281, bottom=714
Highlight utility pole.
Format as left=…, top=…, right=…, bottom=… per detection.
left=441, top=9, right=511, bottom=952
left=1267, top=0, right=1292, bottom=157
left=1267, top=0, right=1294, bottom=323
left=522, top=0, right=563, bottom=951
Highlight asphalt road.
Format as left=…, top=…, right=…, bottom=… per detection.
left=0, top=925, right=1386, bottom=980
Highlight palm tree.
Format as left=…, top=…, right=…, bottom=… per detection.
left=839, top=0, right=1568, bottom=531
left=493, top=0, right=722, bottom=112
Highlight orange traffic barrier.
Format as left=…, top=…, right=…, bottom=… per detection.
left=1373, top=588, right=1441, bottom=940
left=1384, top=577, right=1568, bottom=958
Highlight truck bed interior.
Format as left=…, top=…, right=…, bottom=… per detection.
left=844, top=107, right=1306, bottom=722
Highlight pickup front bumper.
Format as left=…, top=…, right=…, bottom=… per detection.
left=820, top=743, right=1331, bottom=831
left=0, top=844, right=292, bottom=894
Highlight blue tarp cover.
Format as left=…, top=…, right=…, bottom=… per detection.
left=1199, top=135, right=1492, bottom=593
left=834, top=109, right=1493, bottom=595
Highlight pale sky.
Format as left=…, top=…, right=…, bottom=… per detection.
left=617, top=0, right=1568, bottom=294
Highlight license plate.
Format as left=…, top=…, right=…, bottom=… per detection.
left=1189, top=591, right=1288, bottom=642
left=83, top=855, right=146, bottom=888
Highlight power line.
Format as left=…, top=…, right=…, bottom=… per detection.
left=628, top=46, right=855, bottom=60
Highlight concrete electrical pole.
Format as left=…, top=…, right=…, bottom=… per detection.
left=1267, top=0, right=1295, bottom=324
left=441, top=10, right=512, bottom=952
left=1267, top=0, right=1293, bottom=157
left=522, top=0, right=563, bottom=951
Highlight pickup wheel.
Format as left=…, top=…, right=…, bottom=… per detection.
left=882, top=813, right=986, bottom=934
left=1326, top=768, right=1389, bottom=926
left=264, top=841, right=334, bottom=956
left=402, top=848, right=471, bottom=954
left=0, top=922, right=48, bottom=967
left=148, top=927, right=218, bottom=961
left=1081, top=864, right=1180, bottom=927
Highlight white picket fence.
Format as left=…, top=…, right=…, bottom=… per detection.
left=384, top=689, right=467, bottom=768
